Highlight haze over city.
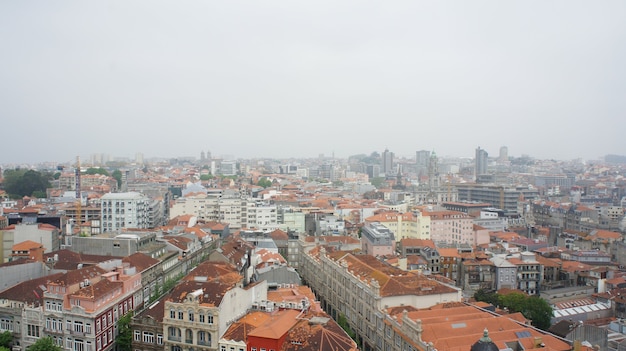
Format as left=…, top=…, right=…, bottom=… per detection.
left=2, top=1, right=625, bottom=164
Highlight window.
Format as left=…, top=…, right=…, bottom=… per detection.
left=143, top=332, right=155, bottom=344
left=74, top=339, right=85, bottom=351
left=86, top=323, right=92, bottom=334
left=0, top=318, right=12, bottom=332
left=199, top=314, right=205, bottom=323
left=134, top=331, right=141, bottom=341
left=178, top=310, right=184, bottom=320
left=207, top=314, right=213, bottom=324
left=97, top=337, right=101, bottom=351
left=74, top=321, right=84, bottom=333
left=198, top=331, right=210, bottom=346
left=170, top=309, right=176, bottom=319
left=27, top=324, right=40, bottom=337
left=96, top=320, right=101, bottom=333
left=157, top=334, right=163, bottom=345
left=188, top=310, right=194, bottom=321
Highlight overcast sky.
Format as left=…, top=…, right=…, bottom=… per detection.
left=1, top=1, right=625, bottom=164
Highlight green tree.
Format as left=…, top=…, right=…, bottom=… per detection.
left=85, top=167, right=109, bottom=176
left=53, top=172, right=61, bottom=180
left=370, top=177, right=385, bottom=188
left=495, top=292, right=553, bottom=330
left=0, top=346, right=9, bottom=351
left=0, top=331, right=12, bottom=348
left=200, top=174, right=213, bottom=181
left=337, top=313, right=356, bottom=340
left=521, top=296, right=553, bottom=330
left=112, top=170, right=123, bottom=188
left=498, top=292, right=527, bottom=313
left=473, top=289, right=499, bottom=306
left=116, top=312, right=133, bottom=351
left=2, top=169, right=52, bottom=198
left=257, top=177, right=272, bottom=188
left=27, top=337, right=62, bottom=351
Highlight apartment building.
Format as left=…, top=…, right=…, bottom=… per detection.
left=364, top=210, right=431, bottom=241
left=100, top=192, right=150, bottom=232
left=361, top=222, right=396, bottom=257
left=421, top=208, right=474, bottom=245
left=299, top=245, right=461, bottom=351
left=162, top=262, right=267, bottom=351
left=0, top=264, right=142, bottom=351
left=508, top=252, right=543, bottom=295
left=455, top=183, right=539, bottom=215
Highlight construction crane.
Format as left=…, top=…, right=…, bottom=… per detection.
left=75, top=156, right=82, bottom=232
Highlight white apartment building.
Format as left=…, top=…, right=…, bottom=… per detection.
left=170, top=193, right=281, bottom=231
left=100, top=192, right=150, bottom=233
left=244, top=201, right=278, bottom=231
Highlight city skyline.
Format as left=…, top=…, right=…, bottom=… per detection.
left=2, top=1, right=626, bottom=164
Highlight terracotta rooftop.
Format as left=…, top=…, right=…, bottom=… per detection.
left=248, top=309, right=300, bottom=339
left=167, top=279, right=237, bottom=307
left=0, top=273, right=64, bottom=305
left=122, top=252, right=160, bottom=273
left=43, top=249, right=123, bottom=271
left=49, top=266, right=107, bottom=287
left=400, top=238, right=436, bottom=248
left=12, top=240, right=44, bottom=251
left=72, top=278, right=123, bottom=300
left=326, top=251, right=458, bottom=297
left=393, top=304, right=570, bottom=351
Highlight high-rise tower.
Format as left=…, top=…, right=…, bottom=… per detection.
left=382, top=148, right=394, bottom=175
left=475, top=147, right=488, bottom=180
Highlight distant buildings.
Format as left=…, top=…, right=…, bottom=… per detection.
left=475, top=146, right=489, bottom=179
left=382, top=148, right=394, bottom=175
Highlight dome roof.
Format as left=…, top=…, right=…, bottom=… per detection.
left=470, top=329, right=499, bottom=351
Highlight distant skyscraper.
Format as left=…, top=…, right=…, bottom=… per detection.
left=416, top=150, right=430, bottom=175
left=475, top=147, right=488, bottom=179
left=499, top=146, right=509, bottom=162
left=416, top=150, right=430, bottom=166
left=382, top=148, right=394, bottom=175
left=135, top=152, right=144, bottom=165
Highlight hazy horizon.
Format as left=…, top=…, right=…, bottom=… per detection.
left=2, top=1, right=625, bottom=164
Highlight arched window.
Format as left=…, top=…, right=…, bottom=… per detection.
left=167, top=327, right=181, bottom=341
left=198, top=331, right=210, bottom=346
left=188, top=309, right=194, bottom=322
left=185, top=329, right=193, bottom=344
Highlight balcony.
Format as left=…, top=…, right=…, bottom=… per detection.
left=168, top=336, right=181, bottom=342
left=70, top=329, right=86, bottom=337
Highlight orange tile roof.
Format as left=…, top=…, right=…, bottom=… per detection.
left=326, top=251, right=458, bottom=297
left=247, top=309, right=300, bottom=339
left=393, top=304, right=569, bottom=351
left=12, top=240, right=44, bottom=251
left=400, top=238, right=436, bottom=248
